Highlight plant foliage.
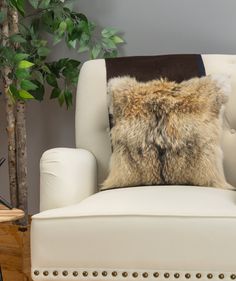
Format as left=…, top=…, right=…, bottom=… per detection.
left=0, top=0, right=124, bottom=107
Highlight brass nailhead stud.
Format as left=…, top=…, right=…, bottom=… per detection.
left=93, top=271, right=98, bottom=277
left=43, top=271, right=49, bottom=276
left=73, top=271, right=78, bottom=277
left=133, top=272, right=138, bottom=278
left=196, top=273, right=202, bottom=279
left=185, top=273, right=191, bottom=279
left=164, top=273, right=170, bottom=278
left=34, top=270, right=40, bottom=276
left=231, top=274, right=236, bottom=280
left=63, top=271, right=68, bottom=276
left=122, top=272, right=128, bottom=277
left=102, top=271, right=107, bottom=277
left=207, top=274, right=213, bottom=279
left=53, top=271, right=58, bottom=276
left=83, top=271, right=88, bottom=277
left=154, top=272, right=159, bottom=278
left=219, top=274, right=225, bottom=279
left=143, top=272, right=148, bottom=278
left=112, top=271, right=118, bottom=277
left=174, top=273, right=180, bottom=278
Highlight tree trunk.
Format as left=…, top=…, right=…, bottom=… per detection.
left=16, top=100, right=28, bottom=226
left=0, top=1, right=18, bottom=208
left=9, top=7, right=29, bottom=225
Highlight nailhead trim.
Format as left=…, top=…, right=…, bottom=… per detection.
left=143, top=272, right=148, bottom=278
left=32, top=269, right=236, bottom=279
left=174, top=273, right=180, bottom=278
left=185, top=273, right=191, bottom=279
left=62, top=270, right=68, bottom=276
left=43, top=271, right=49, bottom=276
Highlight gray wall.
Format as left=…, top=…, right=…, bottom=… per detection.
left=1, top=0, right=236, bottom=214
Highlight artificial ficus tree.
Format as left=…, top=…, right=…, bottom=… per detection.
left=0, top=0, right=124, bottom=225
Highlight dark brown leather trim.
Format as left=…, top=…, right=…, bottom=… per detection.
left=106, top=54, right=205, bottom=82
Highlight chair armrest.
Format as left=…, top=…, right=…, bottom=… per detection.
left=40, top=148, right=97, bottom=212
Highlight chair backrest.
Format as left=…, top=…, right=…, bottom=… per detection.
left=75, top=55, right=236, bottom=187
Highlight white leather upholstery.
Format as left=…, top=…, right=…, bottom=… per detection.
left=32, top=186, right=236, bottom=280
left=32, top=55, right=236, bottom=281
left=40, top=148, right=97, bottom=211
left=75, top=60, right=112, bottom=184
left=202, top=55, right=236, bottom=187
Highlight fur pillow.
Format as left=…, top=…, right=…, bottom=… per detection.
left=101, top=75, right=233, bottom=190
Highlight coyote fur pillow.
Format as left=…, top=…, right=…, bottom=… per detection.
left=101, top=75, right=233, bottom=190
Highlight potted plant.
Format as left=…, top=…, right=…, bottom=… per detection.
left=0, top=0, right=124, bottom=226
left=0, top=1, right=124, bottom=279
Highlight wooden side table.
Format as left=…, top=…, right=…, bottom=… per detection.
left=0, top=204, right=25, bottom=281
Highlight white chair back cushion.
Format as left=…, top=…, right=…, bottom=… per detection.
left=75, top=55, right=236, bottom=186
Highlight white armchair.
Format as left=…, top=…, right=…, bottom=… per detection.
left=31, top=55, right=236, bottom=281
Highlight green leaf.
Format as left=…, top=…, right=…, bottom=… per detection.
left=28, top=0, right=39, bottom=8
left=37, top=47, right=50, bottom=57
left=53, top=35, right=62, bottom=45
left=78, top=45, right=89, bottom=53
left=18, top=60, right=34, bottom=69
left=20, top=80, right=38, bottom=91
left=67, top=40, right=77, bottom=49
left=41, top=64, right=51, bottom=73
left=102, top=38, right=117, bottom=50
left=66, top=59, right=80, bottom=68
left=19, top=89, right=35, bottom=100
left=111, top=35, right=124, bottom=44
left=10, top=34, right=27, bottom=43
left=58, top=92, right=64, bottom=106
left=64, top=90, right=73, bottom=108
left=9, top=85, right=19, bottom=98
left=104, top=49, right=118, bottom=58
left=33, top=70, right=44, bottom=84
left=10, top=0, right=25, bottom=16
left=31, top=39, right=47, bottom=48
left=50, top=88, right=61, bottom=99
left=14, top=53, right=29, bottom=62
left=15, top=69, right=30, bottom=80
left=65, top=18, right=74, bottom=34
left=91, top=43, right=102, bottom=59
left=46, top=74, right=58, bottom=87
left=68, top=28, right=82, bottom=41
left=77, top=13, right=88, bottom=22
left=58, top=21, right=67, bottom=36
left=39, top=0, right=50, bottom=9
left=30, top=81, right=44, bottom=101
left=101, top=27, right=118, bottom=38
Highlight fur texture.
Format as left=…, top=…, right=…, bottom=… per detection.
left=102, top=75, right=233, bottom=190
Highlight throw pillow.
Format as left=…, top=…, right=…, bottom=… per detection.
left=101, top=75, right=233, bottom=190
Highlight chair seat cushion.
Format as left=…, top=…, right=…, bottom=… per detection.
left=31, top=186, right=236, bottom=277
